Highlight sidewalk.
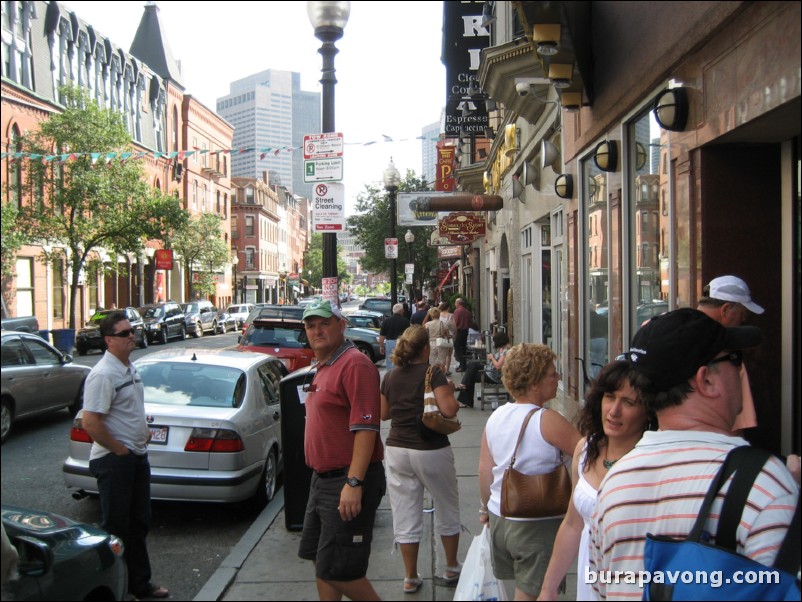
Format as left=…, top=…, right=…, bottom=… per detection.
left=195, top=379, right=578, bottom=601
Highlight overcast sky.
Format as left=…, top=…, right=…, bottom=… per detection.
left=60, top=1, right=446, bottom=214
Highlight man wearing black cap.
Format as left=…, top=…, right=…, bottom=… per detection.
left=297, top=300, right=386, bottom=601
left=588, top=308, right=799, bottom=600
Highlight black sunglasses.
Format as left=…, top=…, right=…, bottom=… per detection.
left=108, top=328, right=135, bottom=338
left=707, top=350, right=743, bottom=368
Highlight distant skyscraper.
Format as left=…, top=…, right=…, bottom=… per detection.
left=217, top=70, right=320, bottom=199
left=421, top=116, right=442, bottom=188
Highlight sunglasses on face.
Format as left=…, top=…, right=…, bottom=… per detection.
left=706, top=350, right=743, bottom=368
left=108, top=328, right=135, bottom=338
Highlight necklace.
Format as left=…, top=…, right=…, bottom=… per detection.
left=602, top=457, right=618, bottom=469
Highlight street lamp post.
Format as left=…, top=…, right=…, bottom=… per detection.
left=308, top=1, right=350, bottom=301
left=405, top=229, right=415, bottom=301
left=232, top=254, right=239, bottom=303
left=384, top=158, right=401, bottom=309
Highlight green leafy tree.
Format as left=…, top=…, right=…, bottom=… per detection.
left=170, top=213, right=230, bottom=299
left=348, top=170, right=437, bottom=295
left=302, top=233, right=350, bottom=295
left=1, top=202, right=26, bottom=284
left=14, top=86, right=188, bottom=328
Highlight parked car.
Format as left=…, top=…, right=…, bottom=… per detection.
left=182, top=300, right=218, bottom=338
left=637, top=301, right=669, bottom=324
left=297, top=297, right=320, bottom=308
left=226, top=303, right=255, bottom=328
left=239, top=305, right=305, bottom=339
left=1, top=504, right=126, bottom=600
left=347, top=310, right=384, bottom=330
left=1, top=331, right=90, bottom=444
left=215, top=310, right=239, bottom=334
left=63, top=348, right=287, bottom=508
left=237, top=318, right=316, bottom=372
left=359, top=297, right=393, bottom=318
left=75, top=306, right=148, bottom=355
left=344, top=325, right=385, bottom=363
left=0, top=297, right=39, bottom=334
left=140, top=301, right=186, bottom=344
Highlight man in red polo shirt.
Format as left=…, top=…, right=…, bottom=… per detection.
left=298, top=299, right=385, bottom=601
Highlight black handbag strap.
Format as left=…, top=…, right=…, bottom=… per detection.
left=773, top=479, right=801, bottom=574
left=508, top=407, right=541, bottom=470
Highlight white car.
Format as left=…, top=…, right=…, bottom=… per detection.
left=63, top=349, right=286, bottom=508
left=226, top=303, right=255, bottom=328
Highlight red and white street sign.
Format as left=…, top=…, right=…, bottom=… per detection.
left=303, top=133, right=344, bottom=159
left=385, top=238, right=398, bottom=259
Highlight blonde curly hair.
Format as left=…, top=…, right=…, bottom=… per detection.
left=501, top=343, right=557, bottom=397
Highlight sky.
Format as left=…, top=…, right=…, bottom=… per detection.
left=59, top=1, right=446, bottom=215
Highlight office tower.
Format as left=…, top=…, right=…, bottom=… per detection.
left=217, top=69, right=320, bottom=200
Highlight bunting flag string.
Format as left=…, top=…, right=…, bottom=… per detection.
left=1, top=133, right=450, bottom=165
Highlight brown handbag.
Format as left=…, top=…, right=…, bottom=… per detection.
left=500, top=407, right=572, bottom=518
left=421, top=366, right=461, bottom=435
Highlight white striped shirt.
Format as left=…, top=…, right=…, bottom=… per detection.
left=589, top=430, right=799, bottom=600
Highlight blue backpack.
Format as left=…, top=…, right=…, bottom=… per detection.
left=643, top=446, right=800, bottom=601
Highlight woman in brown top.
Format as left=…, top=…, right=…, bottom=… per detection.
left=380, top=325, right=463, bottom=593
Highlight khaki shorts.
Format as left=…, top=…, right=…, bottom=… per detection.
left=488, top=512, right=562, bottom=595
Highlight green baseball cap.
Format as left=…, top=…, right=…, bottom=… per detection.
left=302, top=299, right=344, bottom=321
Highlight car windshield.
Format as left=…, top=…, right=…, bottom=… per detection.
left=138, top=363, right=245, bottom=408
left=243, top=324, right=309, bottom=348
left=143, top=307, right=164, bottom=319
left=183, top=303, right=199, bottom=313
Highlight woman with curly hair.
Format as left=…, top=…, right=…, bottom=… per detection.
left=380, top=325, right=463, bottom=594
left=478, top=343, right=581, bottom=600
left=537, top=360, right=655, bottom=601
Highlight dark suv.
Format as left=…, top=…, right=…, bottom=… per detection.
left=140, top=302, right=186, bottom=344
left=182, top=300, right=218, bottom=337
left=358, top=297, right=392, bottom=318
left=75, top=307, right=147, bottom=355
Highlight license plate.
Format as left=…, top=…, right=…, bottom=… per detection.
left=149, top=426, right=169, bottom=445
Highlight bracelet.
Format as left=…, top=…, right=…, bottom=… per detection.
left=479, top=509, right=488, bottom=515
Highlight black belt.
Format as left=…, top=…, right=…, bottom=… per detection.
left=316, top=461, right=382, bottom=479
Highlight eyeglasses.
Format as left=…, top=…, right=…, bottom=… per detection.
left=707, top=350, right=743, bottom=368
left=108, top=328, right=135, bottom=338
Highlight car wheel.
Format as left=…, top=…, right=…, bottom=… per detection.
left=180, top=324, right=187, bottom=339
left=1, top=398, right=13, bottom=445
left=68, top=382, right=84, bottom=417
left=210, top=321, right=217, bottom=335
left=159, top=328, right=169, bottom=345
left=354, top=342, right=375, bottom=362
left=76, top=346, right=88, bottom=356
left=251, top=448, right=278, bottom=510
left=194, top=322, right=203, bottom=338
left=139, top=333, right=148, bottom=349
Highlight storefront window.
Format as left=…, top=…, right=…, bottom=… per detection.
left=584, top=158, right=608, bottom=377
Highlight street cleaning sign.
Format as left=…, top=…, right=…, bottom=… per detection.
left=311, top=182, right=345, bottom=231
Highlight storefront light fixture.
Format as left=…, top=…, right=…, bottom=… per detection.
left=548, top=63, right=573, bottom=89
left=533, top=24, right=561, bottom=56
left=554, top=173, right=574, bottom=199
left=593, top=140, right=618, bottom=172
left=635, top=142, right=648, bottom=170
left=560, top=91, right=582, bottom=111
left=653, top=87, right=689, bottom=132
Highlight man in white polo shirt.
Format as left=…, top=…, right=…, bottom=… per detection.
left=82, top=311, right=168, bottom=600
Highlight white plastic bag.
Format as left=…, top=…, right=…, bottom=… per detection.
left=453, top=525, right=508, bottom=601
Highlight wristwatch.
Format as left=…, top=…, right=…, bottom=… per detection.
left=346, top=476, right=364, bottom=488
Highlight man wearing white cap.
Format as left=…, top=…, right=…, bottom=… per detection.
left=697, top=275, right=764, bottom=432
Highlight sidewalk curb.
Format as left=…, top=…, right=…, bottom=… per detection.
left=193, top=490, right=284, bottom=601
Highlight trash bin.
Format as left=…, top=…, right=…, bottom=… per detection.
left=51, top=328, right=76, bottom=354
left=279, top=365, right=316, bottom=531
left=38, top=329, right=51, bottom=344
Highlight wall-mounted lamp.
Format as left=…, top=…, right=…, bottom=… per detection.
left=484, top=126, right=495, bottom=139
left=593, top=140, right=618, bottom=172
left=512, top=175, right=524, bottom=200
left=533, top=23, right=560, bottom=56
left=483, top=170, right=491, bottom=190
left=541, top=139, right=559, bottom=171
left=463, top=264, right=473, bottom=276
left=523, top=161, right=538, bottom=188
left=548, top=63, right=573, bottom=89
left=560, top=91, right=582, bottom=111
left=504, top=123, right=518, bottom=158
left=653, top=87, right=689, bottom=132
left=485, top=98, right=497, bottom=112
left=554, top=174, right=574, bottom=199
left=635, top=142, right=648, bottom=170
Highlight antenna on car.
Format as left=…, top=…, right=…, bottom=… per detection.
left=191, top=353, right=197, bottom=361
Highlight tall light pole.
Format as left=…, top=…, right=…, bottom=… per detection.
left=231, top=253, right=239, bottom=303
left=308, top=1, right=350, bottom=300
left=405, top=229, right=415, bottom=301
left=383, top=158, right=401, bottom=309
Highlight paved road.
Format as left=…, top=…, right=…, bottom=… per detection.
left=0, top=331, right=275, bottom=601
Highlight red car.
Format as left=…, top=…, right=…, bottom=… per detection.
left=237, top=318, right=316, bottom=372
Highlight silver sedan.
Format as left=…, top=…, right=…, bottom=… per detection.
left=1, top=331, right=90, bottom=444
left=63, top=349, right=287, bottom=508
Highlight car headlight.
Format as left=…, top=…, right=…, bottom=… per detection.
left=147, top=323, right=159, bottom=330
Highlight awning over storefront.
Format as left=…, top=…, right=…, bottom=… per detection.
left=437, top=261, right=459, bottom=290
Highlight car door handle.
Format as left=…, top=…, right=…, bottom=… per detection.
left=272, top=411, right=280, bottom=421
